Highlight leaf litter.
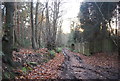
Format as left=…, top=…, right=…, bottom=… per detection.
left=13, top=48, right=64, bottom=79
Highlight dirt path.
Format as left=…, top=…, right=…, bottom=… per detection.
left=58, top=48, right=120, bottom=79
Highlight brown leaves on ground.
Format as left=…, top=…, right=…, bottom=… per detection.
left=13, top=48, right=64, bottom=79
left=12, top=48, right=50, bottom=64
left=71, top=51, right=119, bottom=69
left=13, top=48, right=48, bottom=55
left=26, top=53, right=64, bottom=79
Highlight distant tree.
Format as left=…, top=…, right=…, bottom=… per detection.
left=38, top=5, right=45, bottom=48
left=51, top=0, right=61, bottom=49
left=56, top=19, right=63, bottom=46
left=45, top=0, right=62, bottom=50
left=14, top=2, right=31, bottom=47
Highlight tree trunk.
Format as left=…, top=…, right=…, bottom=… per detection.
left=35, top=1, right=39, bottom=45
left=20, top=16, right=24, bottom=46
left=2, top=2, right=14, bottom=64
left=13, top=3, right=21, bottom=47
left=31, top=2, right=37, bottom=49
left=51, top=1, right=60, bottom=49
left=101, top=21, right=108, bottom=52
left=38, top=8, right=45, bottom=48
left=0, top=2, right=2, bottom=80
left=45, top=2, right=51, bottom=50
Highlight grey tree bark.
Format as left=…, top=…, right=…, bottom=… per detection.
left=51, top=0, right=61, bottom=49
left=35, top=1, right=39, bottom=45
left=45, top=2, right=51, bottom=50
left=31, top=2, right=37, bottom=49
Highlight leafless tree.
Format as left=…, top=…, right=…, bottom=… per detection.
left=31, top=1, right=37, bottom=49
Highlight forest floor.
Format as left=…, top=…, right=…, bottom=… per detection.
left=12, top=48, right=64, bottom=79
left=58, top=48, right=120, bottom=79
left=10, top=48, right=120, bottom=80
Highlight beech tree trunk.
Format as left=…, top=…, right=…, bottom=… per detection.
left=51, top=1, right=60, bottom=49
left=31, top=2, right=37, bottom=49
left=45, top=2, right=51, bottom=50
left=35, top=2, right=39, bottom=45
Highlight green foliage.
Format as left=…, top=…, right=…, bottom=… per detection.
left=55, top=47, right=62, bottom=53
left=43, top=59, right=49, bottom=63
left=2, top=72, right=15, bottom=79
left=28, top=62, right=38, bottom=66
left=66, top=47, right=72, bottom=51
left=27, top=66, right=33, bottom=71
left=4, top=72, right=10, bottom=79
left=49, top=50, right=56, bottom=58
left=73, top=50, right=79, bottom=53
left=21, top=66, right=32, bottom=74
left=22, top=67, right=27, bottom=74
left=2, top=66, right=15, bottom=79
left=49, top=50, right=55, bottom=55
left=0, top=51, right=4, bottom=56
